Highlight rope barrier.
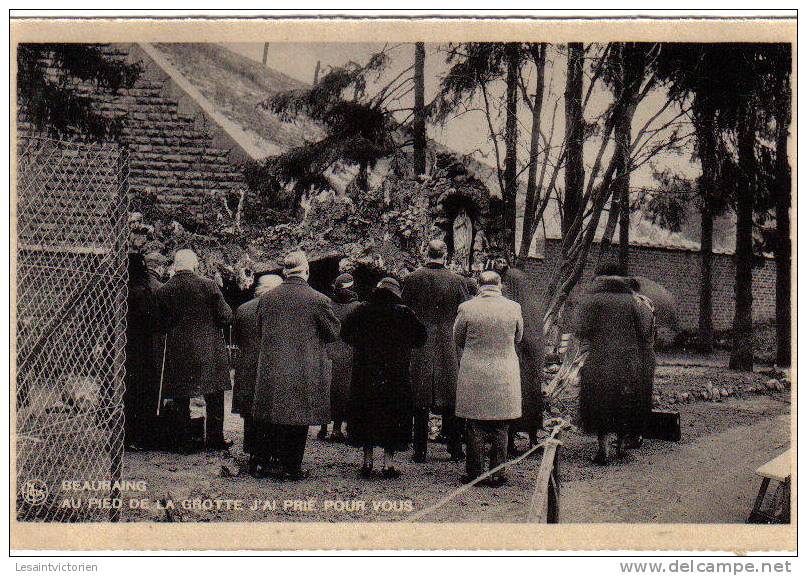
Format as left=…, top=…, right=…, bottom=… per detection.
left=402, top=422, right=565, bottom=522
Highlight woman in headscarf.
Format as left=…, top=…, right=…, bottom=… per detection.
left=232, top=273, right=283, bottom=476
left=342, top=278, right=427, bottom=479
left=576, top=263, right=653, bottom=464
left=317, top=273, right=361, bottom=442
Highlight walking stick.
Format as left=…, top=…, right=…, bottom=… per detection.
left=156, top=335, right=167, bottom=416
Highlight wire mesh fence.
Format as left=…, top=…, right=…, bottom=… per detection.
left=14, top=135, right=129, bottom=522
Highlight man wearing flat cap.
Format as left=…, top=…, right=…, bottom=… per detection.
left=155, top=249, right=233, bottom=452
left=232, top=273, right=283, bottom=476
left=252, top=251, right=340, bottom=480
left=402, top=239, right=470, bottom=462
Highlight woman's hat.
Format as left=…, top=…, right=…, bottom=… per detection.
left=376, top=277, right=402, bottom=298
left=333, top=273, right=355, bottom=290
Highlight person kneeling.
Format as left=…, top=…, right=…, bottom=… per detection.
left=341, top=278, right=426, bottom=479
left=453, top=271, right=524, bottom=487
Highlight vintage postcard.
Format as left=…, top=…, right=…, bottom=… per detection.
left=9, top=14, right=796, bottom=552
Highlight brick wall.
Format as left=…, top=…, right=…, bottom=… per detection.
left=120, top=44, right=246, bottom=226
left=18, top=44, right=246, bottom=231
left=522, top=239, right=777, bottom=333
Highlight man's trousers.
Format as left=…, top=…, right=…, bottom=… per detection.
left=465, top=419, right=509, bottom=480
left=172, top=391, right=225, bottom=447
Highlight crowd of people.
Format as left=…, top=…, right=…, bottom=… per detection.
left=124, top=241, right=656, bottom=486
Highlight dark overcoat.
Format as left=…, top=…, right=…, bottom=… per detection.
left=125, top=264, right=158, bottom=429
left=155, top=270, right=232, bottom=399
left=231, top=296, right=261, bottom=416
left=501, top=266, right=545, bottom=431
left=146, top=269, right=165, bottom=394
left=401, top=263, right=470, bottom=411
left=252, top=277, right=340, bottom=426
left=327, top=288, right=361, bottom=423
left=634, top=293, right=657, bottom=432
left=342, top=288, right=427, bottom=450
left=576, top=276, right=653, bottom=435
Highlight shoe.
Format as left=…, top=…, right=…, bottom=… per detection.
left=257, top=461, right=284, bottom=479
left=359, top=466, right=374, bottom=479
left=247, top=456, right=259, bottom=476
left=625, top=435, right=644, bottom=449
left=411, top=452, right=426, bottom=463
left=317, top=429, right=328, bottom=440
left=329, top=431, right=347, bottom=443
left=381, top=467, right=402, bottom=479
left=484, top=476, right=508, bottom=488
left=591, top=452, right=609, bottom=466
left=449, top=450, right=466, bottom=462
left=206, top=438, right=233, bottom=451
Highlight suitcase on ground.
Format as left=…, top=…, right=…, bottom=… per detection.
left=645, top=409, right=681, bottom=442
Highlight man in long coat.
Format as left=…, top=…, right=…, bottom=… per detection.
left=124, top=253, right=157, bottom=449
left=402, top=239, right=470, bottom=462
left=492, top=255, right=545, bottom=454
left=454, top=271, right=524, bottom=485
left=144, top=251, right=166, bottom=411
left=576, top=264, right=654, bottom=464
left=253, top=251, right=340, bottom=480
left=232, top=273, right=283, bottom=475
left=155, top=249, right=233, bottom=451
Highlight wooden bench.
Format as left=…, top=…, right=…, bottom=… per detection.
left=747, top=449, right=791, bottom=524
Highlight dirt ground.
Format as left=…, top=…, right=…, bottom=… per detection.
left=121, top=361, right=791, bottom=524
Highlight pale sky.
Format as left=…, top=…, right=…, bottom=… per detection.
left=224, top=42, right=699, bottom=196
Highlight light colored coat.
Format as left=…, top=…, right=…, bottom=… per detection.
left=453, top=285, right=524, bottom=421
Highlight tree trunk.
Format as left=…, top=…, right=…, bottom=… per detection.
left=774, top=105, right=791, bottom=366
left=413, top=42, right=427, bottom=177
left=617, top=111, right=631, bottom=271
left=698, top=206, right=715, bottom=353
left=597, top=191, right=620, bottom=264
left=729, top=103, right=756, bottom=372
left=563, top=43, right=584, bottom=236
left=693, top=107, right=719, bottom=353
left=357, top=161, right=369, bottom=192
left=519, top=44, right=546, bottom=260
left=611, top=45, right=637, bottom=271
left=503, top=43, right=520, bottom=259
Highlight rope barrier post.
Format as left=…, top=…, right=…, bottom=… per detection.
left=526, top=436, right=562, bottom=523
left=403, top=422, right=567, bottom=523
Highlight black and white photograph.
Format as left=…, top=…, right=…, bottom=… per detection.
left=9, top=13, right=796, bottom=552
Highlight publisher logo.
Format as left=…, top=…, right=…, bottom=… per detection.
left=21, top=479, right=48, bottom=506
